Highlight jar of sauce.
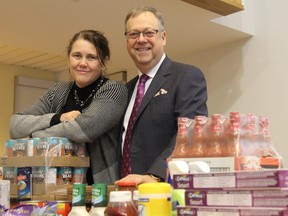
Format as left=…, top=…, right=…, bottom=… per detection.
left=104, top=191, right=137, bottom=216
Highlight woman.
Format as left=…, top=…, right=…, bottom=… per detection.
left=9, top=30, right=128, bottom=184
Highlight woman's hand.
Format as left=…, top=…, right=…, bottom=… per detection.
left=60, top=110, right=81, bottom=122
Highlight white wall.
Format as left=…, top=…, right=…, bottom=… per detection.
left=176, top=0, right=288, bottom=167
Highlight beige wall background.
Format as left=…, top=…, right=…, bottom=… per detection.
left=0, top=63, right=56, bottom=153
left=174, top=0, right=288, bottom=167
left=1, top=0, right=288, bottom=168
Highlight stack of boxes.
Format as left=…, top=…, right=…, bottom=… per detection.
left=0, top=137, right=89, bottom=202
left=174, top=170, right=288, bottom=215
left=168, top=112, right=286, bottom=215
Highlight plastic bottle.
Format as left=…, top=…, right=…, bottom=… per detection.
left=89, top=183, right=108, bottom=216
left=138, top=182, right=172, bottom=216
left=225, top=111, right=241, bottom=156
left=188, top=115, right=207, bottom=157
left=68, top=183, right=89, bottom=215
left=239, top=113, right=257, bottom=156
left=104, top=191, right=137, bottom=216
left=171, top=117, right=192, bottom=158
left=206, top=114, right=227, bottom=157
left=257, top=116, right=277, bottom=157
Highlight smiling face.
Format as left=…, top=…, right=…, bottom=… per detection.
left=126, top=11, right=166, bottom=73
left=68, top=39, right=103, bottom=88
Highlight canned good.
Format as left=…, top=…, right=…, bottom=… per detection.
left=4, top=139, right=15, bottom=156
left=3, top=167, right=16, bottom=184
left=57, top=167, right=72, bottom=185
left=76, top=143, right=87, bottom=157
left=32, top=167, right=46, bottom=184
left=36, top=138, right=49, bottom=156
left=61, top=138, right=75, bottom=156
left=13, top=139, right=28, bottom=156
left=72, top=167, right=86, bottom=184
left=57, top=200, right=71, bottom=216
left=48, top=137, right=62, bottom=156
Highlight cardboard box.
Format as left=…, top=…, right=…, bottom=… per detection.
left=177, top=206, right=288, bottom=216
left=173, top=169, right=288, bottom=190
left=172, top=157, right=235, bottom=173
left=185, top=189, right=288, bottom=207
left=171, top=156, right=282, bottom=173
left=0, top=156, right=89, bottom=167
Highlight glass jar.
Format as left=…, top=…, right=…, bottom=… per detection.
left=104, top=191, right=137, bottom=216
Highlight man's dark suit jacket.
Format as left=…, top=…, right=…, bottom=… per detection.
left=120, top=56, right=208, bottom=180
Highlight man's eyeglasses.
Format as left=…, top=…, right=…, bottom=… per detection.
left=125, top=29, right=159, bottom=40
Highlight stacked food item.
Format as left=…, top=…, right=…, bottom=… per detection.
left=0, top=137, right=89, bottom=212
left=174, top=170, right=288, bottom=215
left=168, top=112, right=286, bottom=215
left=170, top=112, right=282, bottom=173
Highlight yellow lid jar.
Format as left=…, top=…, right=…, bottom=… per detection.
left=138, top=182, right=172, bottom=216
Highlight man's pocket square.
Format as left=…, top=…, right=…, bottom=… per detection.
left=154, top=88, right=168, bottom=97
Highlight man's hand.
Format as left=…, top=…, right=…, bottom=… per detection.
left=115, top=174, right=159, bottom=185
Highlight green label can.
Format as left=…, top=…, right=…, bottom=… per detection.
left=91, top=183, right=107, bottom=207
left=72, top=183, right=86, bottom=206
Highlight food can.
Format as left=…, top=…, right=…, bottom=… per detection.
left=36, top=138, right=50, bottom=156
left=76, top=143, right=87, bottom=157
left=13, top=139, right=28, bottom=156
left=48, top=137, right=62, bottom=156
left=91, top=183, right=108, bottom=207
left=72, top=167, right=86, bottom=184
left=57, top=200, right=71, bottom=216
left=3, top=167, right=16, bottom=184
left=57, top=167, right=72, bottom=185
left=61, top=137, right=75, bottom=156
left=27, top=138, right=39, bottom=156
left=138, top=182, right=172, bottom=216
left=32, top=167, right=46, bottom=184
left=4, top=139, right=15, bottom=156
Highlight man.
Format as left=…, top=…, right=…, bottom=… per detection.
left=117, top=6, right=208, bottom=184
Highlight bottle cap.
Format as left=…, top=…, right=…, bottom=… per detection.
left=116, top=181, right=137, bottom=187
left=138, top=182, right=171, bottom=194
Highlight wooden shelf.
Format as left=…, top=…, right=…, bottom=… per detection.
left=181, top=0, right=244, bottom=16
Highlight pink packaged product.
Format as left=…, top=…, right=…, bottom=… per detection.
left=173, top=169, right=288, bottom=189
left=185, top=189, right=288, bottom=208
left=177, top=206, right=288, bottom=216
